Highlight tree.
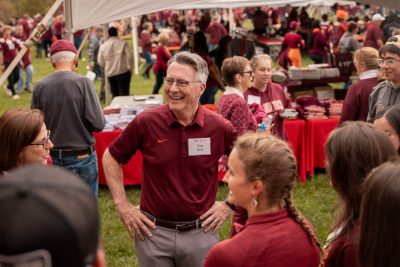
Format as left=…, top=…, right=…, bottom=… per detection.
left=0, top=0, right=56, bottom=23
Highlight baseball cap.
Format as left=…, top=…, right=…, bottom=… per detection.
left=372, top=13, right=385, bottom=21
left=290, top=21, right=299, bottom=30
left=336, top=9, right=348, bottom=20
left=385, top=35, right=400, bottom=49
left=0, top=165, right=99, bottom=267
left=49, top=39, right=77, bottom=56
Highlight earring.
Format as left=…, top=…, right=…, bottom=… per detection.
left=251, top=198, right=258, bottom=208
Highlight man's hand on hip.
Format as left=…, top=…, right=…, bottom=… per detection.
left=116, top=203, right=156, bottom=241
left=200, top=201, right=233, bottom=233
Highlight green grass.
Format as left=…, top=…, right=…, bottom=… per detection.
left=0, top=46, right=337, bottom=266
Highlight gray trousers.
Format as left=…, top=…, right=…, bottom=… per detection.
left=135, top=226, right=219, bottom=267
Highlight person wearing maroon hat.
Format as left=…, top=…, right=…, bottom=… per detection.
left=31, top=39, right=105, bottom=198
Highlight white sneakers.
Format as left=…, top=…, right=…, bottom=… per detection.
left=12, top=94, right=20, bottom=100
left=3, top=86, right=12, bottom=96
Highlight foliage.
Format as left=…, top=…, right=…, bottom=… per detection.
left=0, top=0, right=55, bottom=23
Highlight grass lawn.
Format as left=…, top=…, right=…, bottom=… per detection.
left=0, top=47, right=337, bottom=266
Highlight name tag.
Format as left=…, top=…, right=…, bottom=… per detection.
left=272, top=100, right=284, bottom=111
left=188, top=138, right=211, bottom=156
left=263, top=102, right=273, bottom=114
left=247, top=95, right=261, bottom=105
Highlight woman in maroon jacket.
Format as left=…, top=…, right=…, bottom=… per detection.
left=204, top=133, right=321, bottom=267
left=245, top=54, right=290, bottom=139
left=340, top=47, right=380, bottom=123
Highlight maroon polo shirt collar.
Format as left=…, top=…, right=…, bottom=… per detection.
left=166, top=104, right=205, bottom=128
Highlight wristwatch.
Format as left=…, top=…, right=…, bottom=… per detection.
left=224, top=199, right=237, bottom=211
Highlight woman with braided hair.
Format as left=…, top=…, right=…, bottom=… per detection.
left=204, top=133, right=321, bottom=267
left=322, top=122, right=397, bottom=267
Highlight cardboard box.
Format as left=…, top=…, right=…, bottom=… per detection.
left=314, top=86, right=334, bottom=99
left=291, top=90, right=314, bottom=98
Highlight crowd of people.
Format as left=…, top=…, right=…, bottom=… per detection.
left=0, top=4, right=400, bottom=267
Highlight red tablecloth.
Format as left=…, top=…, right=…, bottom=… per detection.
left=255, top=37, right=282, bottom=46
left=284, top=119, right=307, bottom=182
left=95, top=118, right=339, bottom=185
left=306, top=118, right=339, bottom=176
left=94, top=130, right=143, bottom=185
left=283, top=118, right=339, bottom=181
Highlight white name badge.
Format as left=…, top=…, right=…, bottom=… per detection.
left=247, top=95, right=261, bottom=105
left=188, top=138, right=211, bottom=156
left=272, top=100, right=284, bottom=111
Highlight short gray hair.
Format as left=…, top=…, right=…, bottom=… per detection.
left=51, top=51, right=76, bottom=64
left=168, top=51, right=209, bottom=84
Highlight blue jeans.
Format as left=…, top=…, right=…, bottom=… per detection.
left=152, top=70, right=166, bottom=94
left=51, top=152, right=99, bottom=198
left=200, top=85, right=218, bottom=104
left=142, top=50, right=154, bottom=77
left=17, top=64, right=33, bottom=91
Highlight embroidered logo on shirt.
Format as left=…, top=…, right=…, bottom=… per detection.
left=157, top=138, right=168, bottom=143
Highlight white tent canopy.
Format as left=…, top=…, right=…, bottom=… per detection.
left=70, top=0, right=291, bottom=31
left=69, top=0, right=398, bottom=32
left=68, top=0, right=206, bottom=32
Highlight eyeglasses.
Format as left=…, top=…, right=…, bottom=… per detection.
left=163, top=77, right=202, bottom=89
left=241, top=70, right=253, bottom=75
left=384, top=130, right=398, bottom=138
left=29, top=130, right=51, bottom=149
left=377, top=58, right=400, bottom=66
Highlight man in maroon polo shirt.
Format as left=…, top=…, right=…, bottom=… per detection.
left=103, top=51, right=237, bottom=267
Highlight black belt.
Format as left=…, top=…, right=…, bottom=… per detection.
left=50, top=146, right=94, bottom=157
left=143, top=211, right=203, bottom=232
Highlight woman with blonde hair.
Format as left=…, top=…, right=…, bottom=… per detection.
left=245, top=54, right=290, bottom=139
left=204, top=133, right=321, bottom=267
left=322, top=122, right=396, bottom=267
left=0, top=108, right=53, bottom=174
left=340, top=47, right=381, bottom=123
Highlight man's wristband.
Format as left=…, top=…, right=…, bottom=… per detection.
left=224, top=199, right=237, bottom=211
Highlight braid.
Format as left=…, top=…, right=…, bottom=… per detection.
left=284, top=185, right=323, bottom=252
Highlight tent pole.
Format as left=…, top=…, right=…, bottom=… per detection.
left=228, top=8, right=235, bottom=34
left=0, top=0, right=63, bottom=89
left=77, top=30, right=89, bottom=56
left=131, top=17, right=139, bottom=79
left=63, top=0, right=74, bottom=42
left=102, top=24, right=111, bottom=105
